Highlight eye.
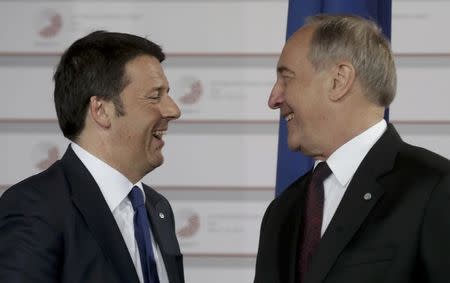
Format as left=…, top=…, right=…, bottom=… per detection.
left=147, top=91, right=162, bottom=101
left=280, top=75, right=293, bottom=86
left=279, top=71, right=294, bottom=82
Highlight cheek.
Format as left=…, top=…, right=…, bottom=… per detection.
left=286, top=82, right=306, bottom=105
left=145, top=132, right=154, bottom=146
left=115, top=122, right=133, bottom=143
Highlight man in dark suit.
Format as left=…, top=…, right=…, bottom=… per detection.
left=0, top=31, right=184, bottom=283
left=254, top=15, right=450, bottom=283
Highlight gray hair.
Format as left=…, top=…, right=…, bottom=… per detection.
left=305, top=14, right=396, bottom=107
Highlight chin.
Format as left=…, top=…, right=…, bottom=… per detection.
left=142, top=160, right=163, bottom=175
left=151, top=157, right=164, bottom=169
left=287, top=145, right=298, bottom=151
left=287, top=139, right=301, bottom=152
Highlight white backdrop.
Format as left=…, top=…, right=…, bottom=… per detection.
left=1, top=1, right=450, bottom=282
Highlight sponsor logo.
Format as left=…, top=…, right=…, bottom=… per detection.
left=176, top=76, right=203, bottom=105
left=175, top=208, right=200, bottom=239
left=36, top=9, right=63, bottom=39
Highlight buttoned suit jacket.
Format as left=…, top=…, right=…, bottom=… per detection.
left=0, top=146, right=184, bottom=283
left=254, top=124, right=450, bottom=283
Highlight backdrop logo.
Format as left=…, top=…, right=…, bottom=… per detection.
left=36, top=9, right=63, bottom=39
left=175, top=208, right=200, bottom=239
left=176, top=76, right=203, bottom=105
left=31, top=142, right=60, bottom=171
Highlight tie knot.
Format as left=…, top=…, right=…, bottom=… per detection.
left=312, top=162, right=332, bottom=183
left=129, top=186, right=145, bottom=210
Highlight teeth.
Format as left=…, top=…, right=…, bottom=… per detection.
left=285, top=113, right=294, bottom=122
left=153, top=130, right=167, bottom=138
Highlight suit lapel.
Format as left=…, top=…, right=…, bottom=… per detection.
left=61, top=146, right=140, bottom=283
left=144, top=186, right=182, bottom=283
left=282, top=175, right=310, bottom=283
left=305, top=124, right=401, bottom=283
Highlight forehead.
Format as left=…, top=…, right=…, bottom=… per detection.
left=124, top=55, right=168, bottom=86
left=278, top=26, right=314, bottom=70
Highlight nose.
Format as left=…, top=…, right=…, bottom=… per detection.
left=268, top=81, right=284, bottom=109
left=162, top=95, right=181, bottom=121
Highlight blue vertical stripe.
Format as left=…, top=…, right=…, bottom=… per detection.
left=275, top=0, right=392, bottom=196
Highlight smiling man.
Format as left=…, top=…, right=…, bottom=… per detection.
left=0, top=31, right=184, bottom=283
left=254, top=15, right=450, bottom=283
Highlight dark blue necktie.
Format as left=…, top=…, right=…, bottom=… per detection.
left=129, top=186, right=160, bottom=283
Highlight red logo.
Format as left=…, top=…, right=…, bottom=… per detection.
left=178, top=78, right=203, bottom=105
left=37, top=9, right=63, bottom=39
left=176, top=210, right=200, bottom=238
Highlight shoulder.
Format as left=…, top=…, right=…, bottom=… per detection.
left=276, top=172, right=310, bottom=203
left=397, top=142, right=450, bottom=176
left=386, top=142, right=450, bottom=208
left=0, top=160, right=72, bottom=227
left=264, top=172, right=310, bottom=219
left=2, top=159, right=66, bottom=202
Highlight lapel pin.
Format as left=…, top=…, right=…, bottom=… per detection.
left=363, top=193, right=372, bottom=201
left=159, top=212, right=165, bottom=219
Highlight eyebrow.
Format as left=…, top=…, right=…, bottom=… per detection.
left=277, top=66, right=295, bottom=76
left=147, top=85, right=170, bottom=94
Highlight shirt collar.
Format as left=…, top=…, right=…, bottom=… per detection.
left=71, top=142, right=144, bottom=212
left=324, top=119, right=387, bottom=187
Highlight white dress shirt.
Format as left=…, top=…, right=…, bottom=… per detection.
left=317, top=119, right=387, bottom=236
left=72, top=143, right=169, bottom=283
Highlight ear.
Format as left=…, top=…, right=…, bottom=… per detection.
left=87, top=96, right=112, bottom=129
left=329, top=61, right=355, bottom=101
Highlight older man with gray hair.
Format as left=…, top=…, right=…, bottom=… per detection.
left=254, top=14, right=450, bottom=283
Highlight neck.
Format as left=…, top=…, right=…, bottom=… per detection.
left=76, top=133, right=144, bottom=184
left=323, top=105, right=384, bottom=159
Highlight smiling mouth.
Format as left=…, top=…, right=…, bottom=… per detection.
left=152, top=130, right=167, bottom=140
left=284, top=113, right=294, bottom=122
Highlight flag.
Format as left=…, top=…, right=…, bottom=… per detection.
left=275, top=0, right=392, bottom=196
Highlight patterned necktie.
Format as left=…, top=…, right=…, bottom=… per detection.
left=129, top=186, right=160, bottom=283
left=298, top=162, right=332, bottom=282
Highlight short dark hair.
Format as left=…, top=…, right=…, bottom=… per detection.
left=53, top=30, right=165, bottom=141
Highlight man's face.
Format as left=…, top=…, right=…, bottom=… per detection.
left=111, top=55, right=180, bottom=178
left=268, top=26, right=330, bottom=158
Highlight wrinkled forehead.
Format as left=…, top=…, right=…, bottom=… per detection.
left=278, top=26, right=314, bottom=67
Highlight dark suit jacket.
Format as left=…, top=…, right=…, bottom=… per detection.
left=0, top=146, right=184, bottom=283
left=254, top=124, right=450, bottom=283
